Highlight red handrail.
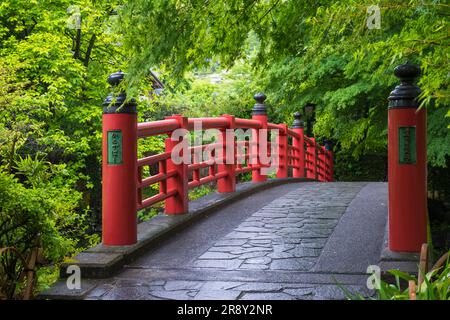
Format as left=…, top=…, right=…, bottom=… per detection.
left=136, top=114, right=333, bottom=212
left=102, top=91, right=333, bottom=245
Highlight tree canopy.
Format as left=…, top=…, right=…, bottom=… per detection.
left=120, top=0, right=449, bottom=164
left=0, top=0, right=449, bottom=298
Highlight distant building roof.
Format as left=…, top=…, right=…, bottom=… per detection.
left=149, top=70, right=164, bottom=89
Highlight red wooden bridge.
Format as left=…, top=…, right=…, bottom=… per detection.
left=102, top=82, right=333, bottom=246
left=39, top=63, right=429, bottom=300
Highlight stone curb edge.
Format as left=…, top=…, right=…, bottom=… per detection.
left=38, top=178, right=312, bottom=299
left=379, top=222, right=422, bottom=283
left=61, top=178, right=312, bottom=279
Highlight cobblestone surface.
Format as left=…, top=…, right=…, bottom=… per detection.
left=84, top=182, right=378, bottom=300
left=193, top=182, right=364, bottom=272
left=86, top=278, right=371, bottom=300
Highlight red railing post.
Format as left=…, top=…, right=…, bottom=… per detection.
left=102, top=71, right=137, bottom=246
left=276, top=123, right=288, bottom=178
left=218, top=114, right=236, bottom=192
left=315, top=147, right=320, bottom=181
left=306, top=138, right=317, bottom=180
left=291, top=112, right=305, bottom=178
left=329, top=151, right=334, bottom=181
left=252, top=93, right=268, bottom=183
left=312, top=139, right=318, bottom=180
left=324, top=140, right=333, bottom=182
left=319, top=146, right=327, bottom=182
left=165, top=115, right=189, bottom=214
left=387, top=63, right=426, bottom=253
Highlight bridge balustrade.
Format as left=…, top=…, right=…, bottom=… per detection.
left=101, top=72, right=333, bottom=245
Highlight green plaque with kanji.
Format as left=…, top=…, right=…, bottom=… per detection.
left=107, top=130, right=123, bottom=165
left=398, top=126, right=416, bottom=164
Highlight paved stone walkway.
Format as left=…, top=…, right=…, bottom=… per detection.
left=82, top=182, right=387, bottom=300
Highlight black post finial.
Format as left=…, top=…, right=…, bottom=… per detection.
left=103, top=71, right=137, bottom=114
left=252, top=92, right=267, bottom=115
left=292, top=112, right=304, bottom=128
left=388, top=62, right=422, bottom=109
left=324, top=139, right=333, bottom=151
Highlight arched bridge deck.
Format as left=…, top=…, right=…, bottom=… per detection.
left=42, top=181, right=389, bottom=300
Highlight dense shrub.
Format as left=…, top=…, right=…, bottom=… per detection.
left=0, top=166, right=96, bottom=299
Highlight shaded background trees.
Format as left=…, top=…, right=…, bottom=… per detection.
left=0, top=0, right=448, bottom=297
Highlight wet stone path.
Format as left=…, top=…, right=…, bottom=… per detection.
left=85, top=182, right=378, bottom=300
left=193, top=184, right=359, bottom=272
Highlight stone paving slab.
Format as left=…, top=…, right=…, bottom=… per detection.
left=82, top=278, right=372, bottom=300
left=314, top=182, right=388, bottom=273
left=57, top=178, right=310, bottom=278
left=191, top=183, right=365, bottom=273
left=40, top=181, right=389, bottom=300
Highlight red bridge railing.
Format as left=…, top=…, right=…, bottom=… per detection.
left=101, top=72, right=333, bottom=246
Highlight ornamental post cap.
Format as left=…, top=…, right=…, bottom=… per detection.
left=393, top=62, right=421, bottom=83
left=103, top=70, right=136, bottom=113
left=292, top=112, right=304, bottom=128
left=388, top=62, right=422, bottom=109
left=324, top=139, right=333, bottom=151
left=253, top=92, right=266, bottom=104
left=107, top=70, right=125, bottom=86
left=252, top=92, right=267, bottom=115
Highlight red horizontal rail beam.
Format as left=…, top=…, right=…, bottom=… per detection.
left=235, top=166, right=254, bottom=174
left=188, top=117, right=229, bottom=130
left=234, top=118, right=262, bottom=129
left=189, top=143, right=223, bottom=153
left=286, top=128, right=300, bottom=139
left=139, top=170, right=177, bottom=189
left=137, top=152, right=171, bottom=167
left=188, top=160, right=219, bottom=172
left=138, top=119, right=180, bottom=138
left=138, top=189, right=178, bottom=210
left=188, top=171, right=228, bottom=189
left=267, top=122, right=286, bottom=133
left=304, top=136, right=314, bottom=145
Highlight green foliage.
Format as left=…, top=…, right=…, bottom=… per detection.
left=121, top=0, right=449, bottom=168
left=0, top=165, right=93, bottom=298
left=154, top=61, right=262, bottom=119
left=189, top=184, right=215, bottom=201
left=341, top=253, right=450, bottom=300
left=0, top=0, right=449, bottom=298
left=0, top=0, right=130, bottom=296
left=334, top=152, right=387, bottom=181
left=137, top=207, right=160, bottom=223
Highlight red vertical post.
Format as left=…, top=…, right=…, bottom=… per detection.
left=316, top=148, right=321, bottom=181
left=165, top=115, right=189, bottom=214
left=276, top=124, right=288, bottom=178
left=388, top=63, right=427, bottom=253
left=325, top=140, right=334, bottom=182
left=319, top=146, right=327, bottom=182
left=329, top=151, right=334, bottom=181
left=324, top=140, right=333, bottom=182
left=292, top=112, right=305, bottom=178
left=102, top=71, right=137, bottom=246
left=311, top=138, right=318, bottom=180
left=306, top=138, right=317, bottom=180
left=252, top=93, right=268, bottom=183
left=316, top=147, right=321, bottom=181
left=218, top=114, right=236, bottom=192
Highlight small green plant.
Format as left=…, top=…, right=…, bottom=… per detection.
left=0, top=158, right=96, bottom=299
left=137, top=207, right=160, bottom=222
left=338, top=251, right=450, bottom=300
left=189, top=184, right=215, bottom=201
